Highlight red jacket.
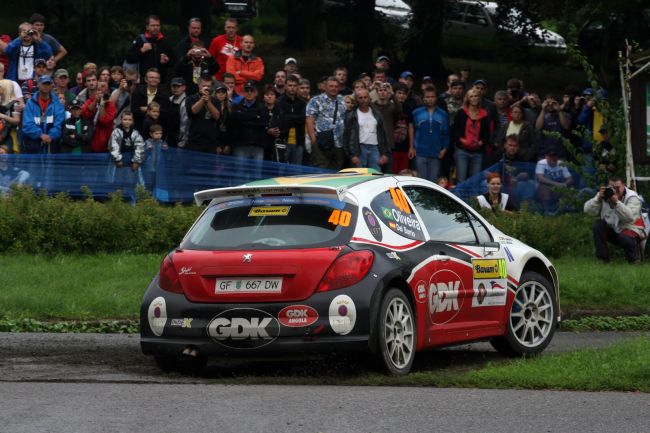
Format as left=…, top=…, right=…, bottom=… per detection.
left=226, top=52, right=265, bottom=93
left=81, top=98, right=117, bottom=152
left=208, top=34, right=242, bottom=81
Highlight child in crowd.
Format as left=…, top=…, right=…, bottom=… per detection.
left=61, top=99, right=93, bottom=153
left=436, top=176, right=454, bottom=190
left=143, top=124, right=168, bottom=190
left=109, top=110, right=145, bottom=186
left=141, top=101, right=161, bottom=142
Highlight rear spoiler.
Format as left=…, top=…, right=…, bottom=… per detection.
left=194, top=184, right=348, bottom=206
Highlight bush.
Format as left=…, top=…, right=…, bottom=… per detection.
left=0, top=186, right=202, bottom=254
left=478, top=207, right=593, bottom=258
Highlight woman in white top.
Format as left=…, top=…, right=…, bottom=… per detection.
left=477, top=172, right=517, bottom=213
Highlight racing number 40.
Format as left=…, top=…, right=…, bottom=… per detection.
left=329, top=210, right=352, bottom=227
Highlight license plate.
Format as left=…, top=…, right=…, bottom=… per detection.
left=215, top=278, right=282, bottom=293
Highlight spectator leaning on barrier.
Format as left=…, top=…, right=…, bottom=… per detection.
left=21, top=75, right=64, bottom=153
left=584, top=175, right=646, bottom=264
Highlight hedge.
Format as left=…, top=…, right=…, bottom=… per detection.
left=0, top=185, right=594, bottom=257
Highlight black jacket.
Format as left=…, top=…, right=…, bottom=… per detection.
left=173, top=57, right=219, bottom=95
left=126, top=33, right=175, bottom=83
left=277, top=94, right=306, bottom=147
left=130, top=85, right=172, bottom=133
left=343, top=106, right=390, bottom=158
left=61, top=116, right=93, bottom=153
left=230, top=99, right=267, bottom=149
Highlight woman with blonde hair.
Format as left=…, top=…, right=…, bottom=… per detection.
left=0, top=79, right=22, bottom=152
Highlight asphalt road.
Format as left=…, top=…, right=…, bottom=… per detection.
left=1, top=331, right=649, bottom=433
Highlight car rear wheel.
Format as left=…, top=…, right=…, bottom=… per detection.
left=377, top=289, right=416, bottom=375
left=490, top=271, right=556, bottom=357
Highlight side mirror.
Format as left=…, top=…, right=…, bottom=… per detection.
left=483, top=242, right=500, bottom=254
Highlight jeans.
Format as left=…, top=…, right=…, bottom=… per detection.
left=359, top=144, right=381, bottom=170
left=415, top=156, right=441, bottom=182
left=592, top=219, right=639, bottom=262
left=286, top=144, right=304, bottom=166
left=455, top=147, right=483, bottom=183
left=233, top=145, right=264, bottom=182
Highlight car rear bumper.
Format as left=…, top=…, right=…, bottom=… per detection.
left=140, top=276, right=379, bottom=357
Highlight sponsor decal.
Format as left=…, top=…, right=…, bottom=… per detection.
left=178, top=266, right=196, bottom=275
left=386, top=251, right=400, bottom=260
left=472, top=258, right=507, bottom=279
left=415, top=281, right=428, bottom=303
left=381, top=207, right=394, bottom=220
left=243, top=253, right=253, bottom=263
left=169, top=318, right=193, bottom=328
left=472, top=280, right=507, bottom=307
left=363, top=207, right=383, bottom=241
left=328, top=295, right=357, bottom=335
left=147, top=297, right=167, bottom=336
left=248, top=206, right=290, bottom=217
left=427, top=269, right=464, bottom=324
left=278, top=305, right=319, bottom=327
left=328, top=209, right=352, bottom=227
left=207, top=308, right=280, bottom=349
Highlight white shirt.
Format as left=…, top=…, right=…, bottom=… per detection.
left=535, top=158, right=571, bottom=184
left=357, top=108, right=378, bottom=145
left=18, top=45, right=35, bottom=81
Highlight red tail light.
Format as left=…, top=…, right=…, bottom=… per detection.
left=316, top=250, right=374, bottom=292
left=158, top=254, right=183, bottom=294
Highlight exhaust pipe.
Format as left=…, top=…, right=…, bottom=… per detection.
left=182, top=346, right=200, bottom=358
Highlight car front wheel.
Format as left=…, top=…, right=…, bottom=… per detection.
left=491, top=271, right=557, bottom=357
left=377, top=288, right=416, bottom=375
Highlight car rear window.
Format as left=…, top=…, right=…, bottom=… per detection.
left=182, top=197, right=357, bottom=250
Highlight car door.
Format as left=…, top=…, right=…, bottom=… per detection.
left=401, top=183, right=507, bottom=346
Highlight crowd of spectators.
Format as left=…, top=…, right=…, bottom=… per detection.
left=0, top=12, right=613, bottom=205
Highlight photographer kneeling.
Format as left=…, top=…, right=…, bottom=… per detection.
left=584, top=176, right=645, bottom=263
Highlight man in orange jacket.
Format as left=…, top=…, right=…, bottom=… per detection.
left=226, top=34, right=264, bottom=94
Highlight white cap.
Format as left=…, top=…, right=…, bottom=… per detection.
left=285, top=57, right=297, bottom=65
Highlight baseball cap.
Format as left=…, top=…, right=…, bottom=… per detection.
left=421, top=76, right=433, bottom=83
left=450, top=79, right=466, bottom=88
left=284, top=57, right=297, bottom=65
left=214, top=81, right=227, bottom=92
left=54, top=68, right=69, bottom=78
left=243, top=80, right=257, bottom=90
left=376, top=55, right=390, bottom=63
left=473, top=78, right=488, bottom=87
left=69, top=99, right=82, bottom=109
left=170, top=77, right=186, bottom=86
left=39, top=75, right=54, bottom=84
left=400, top=71, right=414, bottom=79
left=582, top=87, right=593, bottom=96
left=35, top=58, right=47, bottom=67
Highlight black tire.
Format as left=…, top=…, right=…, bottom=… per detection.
left=490, top=271, right=557, bottom=357
left=377, top=288, right=416, bottom=375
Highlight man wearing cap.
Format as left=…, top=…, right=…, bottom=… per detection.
left=375, top=56, right=396, bottom=85
left=168, top=77, right=188, bottom=148
left=21, top=75, right=64, bottom=153
left=284, top=58, right=299, bottom=76
left=173, top=41, right=218, bottom=95
left=0, top=22, right=53, bottom=84
left=230, top=80, right=267, bottom=163
left=53, top=68, right=74, bottom=105
left=306, top=76, right=346, bottom=170
left=29, top=13, right=67, bottom=68
left=61, top=99, right=92, bottom=153
left=226, top=35, right=264, bottom=94
left=399, top=71, right=421, bottom=111
left=209, top=18, right=242, bottom=81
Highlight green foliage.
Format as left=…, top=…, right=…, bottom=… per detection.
left=478, top=208, right=592, bottom=257
left=562, top=315, right=650, bottom=331
left=0, top=318, right=138, bottom=333
left=0, top=186, right=202, bottom=254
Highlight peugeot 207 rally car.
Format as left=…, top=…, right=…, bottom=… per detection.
left=140, top=169, right=560, bottom=375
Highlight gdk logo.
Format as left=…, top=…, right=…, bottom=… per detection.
left=429, top=280, right=460, bottom=314
left=207, top=308, right=280, bottom=349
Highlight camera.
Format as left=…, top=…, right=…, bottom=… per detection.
left=102, top=93, right=110, bottom=101
left=27, top=29, right=36, bottom=36
left=126, top=79, right=134, bottom=87
left=603, top=186, right=616, bottom=199
left=192, top=49, right=202, bottom=55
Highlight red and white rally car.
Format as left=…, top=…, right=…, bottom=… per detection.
left=141, top=169, right=559, bottom=375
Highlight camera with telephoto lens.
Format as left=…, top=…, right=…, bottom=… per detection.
left=27, top=29, right=36, bottom=36
left=603, top=186, right=616, bottom=199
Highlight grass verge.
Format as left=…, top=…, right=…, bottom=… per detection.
left=1, top=254, right=649, bottom=320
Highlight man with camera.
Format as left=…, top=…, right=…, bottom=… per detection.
left=535, top=94, right=571, bottom=160
left=584, top=176, right=646, bottom=264
left=173, top=42, right=218, bottom=95
left=0, top=22, right=52, bottom=84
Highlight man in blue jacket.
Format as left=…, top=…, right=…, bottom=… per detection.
left=21, top=75, right=65, bottom=153
left=409, top=86, right=450, bottom=181
left=0, top=22, right=52, bottom=83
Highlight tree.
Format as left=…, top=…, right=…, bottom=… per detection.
left=350, top=0, right=377, bottom=72
left=402, top=0, right=446, bottom=80
left=285, top=0, right=326, bottom=49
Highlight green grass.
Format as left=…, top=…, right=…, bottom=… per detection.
left=1, top=254, right=649, bottom=320
left=553, top=256, right=650, bottom=311
left=0, top=254, right=160, bottom=320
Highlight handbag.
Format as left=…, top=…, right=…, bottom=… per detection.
left=316, top=99, right=339, bottom=151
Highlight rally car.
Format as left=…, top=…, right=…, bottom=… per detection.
left=140, top=169, right=559, bottom=375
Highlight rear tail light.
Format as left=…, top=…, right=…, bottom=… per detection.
left=158, top=254, right=183, bottom=294
left=316, top=250, right=374, bottom=292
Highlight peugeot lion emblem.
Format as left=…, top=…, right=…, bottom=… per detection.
left=243, top=253, right=253, bottom=263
